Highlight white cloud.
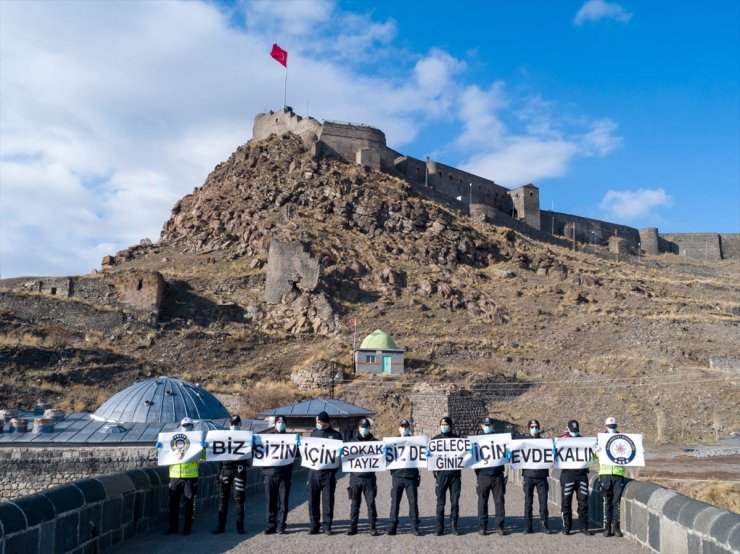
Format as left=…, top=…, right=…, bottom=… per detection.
left=599, top=188, right=672, bottom=220
left=574, top=0, right=633, bottom=26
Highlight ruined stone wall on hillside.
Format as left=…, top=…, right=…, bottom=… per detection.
left=541, top=210, right=641, bottom=247
left=719, top=234, right=740, bottom=258
left=659, top=233, right=722, bottom=259
left=318, top=121, right=395, bottom=172
left=265, top=241, right=320, bottom=304
left=423, top=159, right=512, bottom=212
left=410, top=389, right=487, bottom=438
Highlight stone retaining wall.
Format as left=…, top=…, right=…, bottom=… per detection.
left=0, top=447, right=158, bottom=502
left=0, top=463, right=305, bottom=554
left=509, top=469, right=740, bottom=553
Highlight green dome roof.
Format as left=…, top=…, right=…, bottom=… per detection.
left=360, top=329, right=398, bottom=350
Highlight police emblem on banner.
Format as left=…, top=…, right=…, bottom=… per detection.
left=170, top=433, right=191, bottom=462
left=604, top=434, right=636, bottom=465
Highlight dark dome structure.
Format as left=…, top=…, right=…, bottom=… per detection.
left=92, top=377, right=229, bottom=424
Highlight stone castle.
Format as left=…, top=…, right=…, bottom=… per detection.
left=254, top=108, right=740, bottom=260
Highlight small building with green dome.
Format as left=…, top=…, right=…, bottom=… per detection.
left=354, top=329, right=405, bottom=374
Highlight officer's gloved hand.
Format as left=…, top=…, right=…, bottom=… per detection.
left=200, top=438, right=209, bottom=449
left=382, top=445, right=390, bottom=455
left=551, top=441, right=557, bottom=458
left=468, top=445, right=476, bottom=456
left=295, top=433, right=301, bottom=446
left=339, top=446, right=347, bottom=457
left=504, top=448, right=512, bottom=461
left=425, top=447, right=432, bottom=458
left=155, top=441, right=163, bottom=450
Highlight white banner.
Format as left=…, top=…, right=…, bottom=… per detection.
left=466, top=433, right=511, bottom=469
left=383, top=436, right=429, bottom=470
left=598, top=433, right=645, bottom=467
left=427, top=437, right=471, bottom=471
left=554, top=437, right=597, bottom=469
left=252, top=434, right=299, bottom=467
left=299, top=437, right=342, bottom=470
left=204, top=430, right=253, bottom=462
left=341, top=441, right=385, bottom=473
left=508, top=438, right=555, bottom=470
left=157, top=431, right=203, bottom=466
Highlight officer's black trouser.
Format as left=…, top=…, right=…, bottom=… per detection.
left=168, top=479, right=198, bottom=532
left=349, top=474, right=377, bottom=526
left=307, top=470, right=336, bottom=529
left=265, top=473, right=292, bottom=529
left=217, top=468, right=246, bottom=523
left=523, top=477, right=549, bottom=523
left=560, top=471, right=589, bottom=530
left=435, top=472, right=461, bottom=524
left=477, top=474, right=506, bottom=529
left=389, top=476, right=419, bottom=527
left=599, top=475, right=625, bottom=524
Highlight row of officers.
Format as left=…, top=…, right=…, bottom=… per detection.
left=164, top=412, right=627, bottom=538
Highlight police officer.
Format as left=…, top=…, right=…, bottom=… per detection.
left=387, top=419, right=420, bottom=536
left=558, top=419, right=592, bottom=535
left=597, top=417, right=626, bottom=537
left=433, top=416, right=462, bottom=536
left=522, top=419, right=553, bottom=534
left=212, top=415, right=248, bottom=535
left=160, top=417, right=201, bottom=535
left=346, top=418, right=380, bottom=536
left=307, top=411, right=342, bottom=535
left=262, top=415, right=293, bottom=534
left=475, top=416, right=507, bottom=536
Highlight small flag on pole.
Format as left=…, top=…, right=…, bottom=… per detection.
left=351, top=319, right=356, bottom=327
left=271, top=43, right=288, bottom=67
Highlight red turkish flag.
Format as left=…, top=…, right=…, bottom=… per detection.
left=271, top=43, right=287, bottom=67
left=351, top=319, right=356, bottom=327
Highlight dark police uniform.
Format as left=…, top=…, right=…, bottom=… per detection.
left=559, top=429, right=590, bottom=535
left=262, top=429, right=293, bottom=534
left=307, top=422, right=343, bottom=534
left=432, top=427, right=462, bottom=535
left=388, top=465, right=420, bottom=535
left=476, top=463, right=506, bottom=535
left=214, top=459, right=248, bottom=534
left=347, top=428, right=379, bottom=535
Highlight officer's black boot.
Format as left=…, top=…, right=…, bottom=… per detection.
left=479, top=521, right=487, bottom=536
left=369, top=521, right=380, bottom=536
left=323, top=523, right=332, bottom=536
left=236, top=520, right=245, bottom=535
left=452, top=517, right=460, bottom=536
left=212, top=512, right=226, bottom=535
left=412, top=524, right=421, bottom=536
left=603, top=521, right=613, bottom=537
left=497, top=524, right=508, bottom=536
left=542, top=519, right=553, bottom=534
left=614, top=521, right=623, bottom=537
left=278, top=524, right=286, bottom=535
left=524, top=518, right=533, bottom=534
left=387, top=523, right=397, bottom=536
left=435, top=515, right=444, bottom=536
left=346, top=521, right=357, bottom=536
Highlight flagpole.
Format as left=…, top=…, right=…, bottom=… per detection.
left=283, top=66, right=287, bottom=110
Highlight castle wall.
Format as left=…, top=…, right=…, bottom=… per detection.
left=541, top=210, right=640, bottom=247
left=412, top=159, right=513, bottom=214
left=639, top=228, right=660, bottom=256
left=252, top=108, right=322, bottom=148
left=318, top=121, right=395, bottom=171
left=659, top=233, right=722, bottom=259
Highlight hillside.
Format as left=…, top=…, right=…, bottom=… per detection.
left=1, top=132, right=738, bottom=448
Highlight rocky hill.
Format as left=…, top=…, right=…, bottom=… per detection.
left=1, top=131, right=739, bottom=447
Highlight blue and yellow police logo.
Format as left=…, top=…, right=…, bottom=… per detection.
left=170, top=433, right=191, bottom=461
left=604, top=434, right=636, bottom=465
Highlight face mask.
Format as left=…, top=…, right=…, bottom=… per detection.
left=569, top=431, right=578, bottom=437
left=399, top=428, right=411, bottom=436
left=607, top=428, right=617, bottom=434
left=440, top=425, right=450, bottom=434
left=529, top=427, right=540, bottom=437
left=483, top=425, right=493, bottom=434
left=276, top=422, right=286, bottom=433
left=230, top=425, right=240, bottom=431
left=182, top=425, right=194, bottom=432
left=359, top=427, right=370, bottom=437
left=316, top=423, right=324, bottom=431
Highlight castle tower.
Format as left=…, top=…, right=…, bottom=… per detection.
left=639, top=227, right=660, bottom=255
left=508, top=184, right=541, bottom=230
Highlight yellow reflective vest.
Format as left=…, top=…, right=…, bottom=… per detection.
left=593, top=451, right=626, bottom=477
left=169, top=460, right=199, bottom=479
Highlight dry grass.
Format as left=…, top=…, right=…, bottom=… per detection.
left=652, top=479, right=740, bottom=514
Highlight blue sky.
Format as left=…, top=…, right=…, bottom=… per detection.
left=1, top=0, right=738, bottom=277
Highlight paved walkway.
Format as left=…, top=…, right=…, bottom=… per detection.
left=111, top=470, right=649, bottom=553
